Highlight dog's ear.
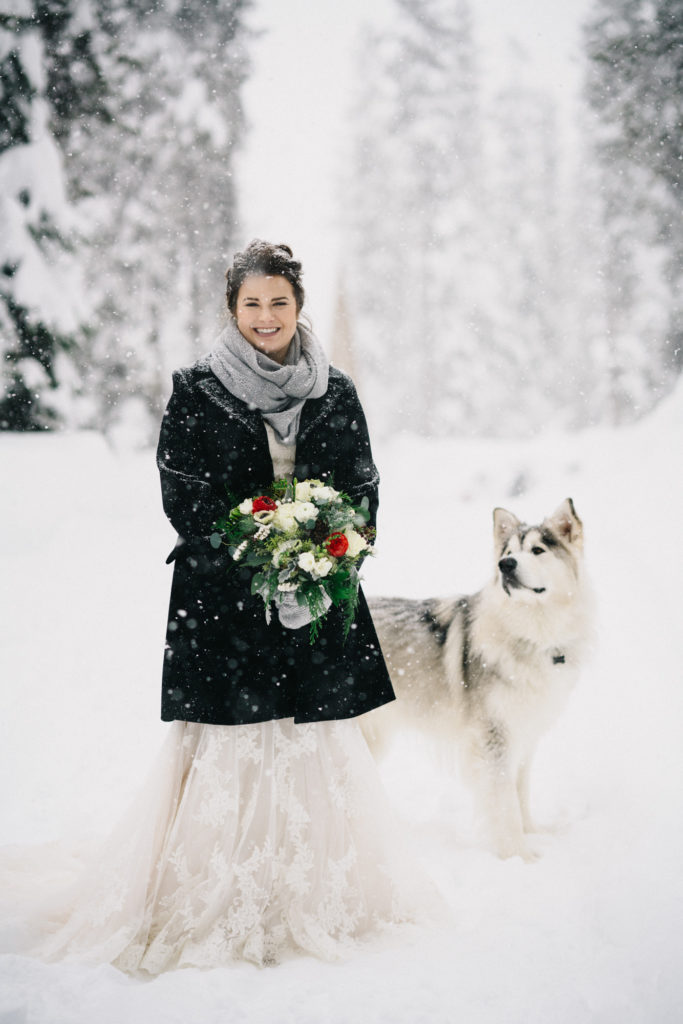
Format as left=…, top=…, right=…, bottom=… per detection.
left=493, top=507, right=520, bottom=549
left=546, top=498, right=583, bottom=549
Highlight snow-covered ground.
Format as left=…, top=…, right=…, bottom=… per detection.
left=1, top=386, right=682, bottom=1023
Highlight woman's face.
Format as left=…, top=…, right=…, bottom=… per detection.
left=234, top=274, right=299, bottom=364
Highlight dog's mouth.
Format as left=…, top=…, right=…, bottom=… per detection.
left=502, top=577, right=546, bottom=596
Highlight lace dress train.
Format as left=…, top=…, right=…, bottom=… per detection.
left=10, top=717, right=417, bottom=973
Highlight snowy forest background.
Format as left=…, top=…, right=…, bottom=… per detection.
left=2, top=4, right=683, bottom=1020
left=1, top=0, right=681, bottom=441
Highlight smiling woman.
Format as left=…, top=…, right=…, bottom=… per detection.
left=6, top=238, right=425, bottom=974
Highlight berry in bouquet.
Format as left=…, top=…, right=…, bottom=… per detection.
left=210, top=478, right=375, bottom=643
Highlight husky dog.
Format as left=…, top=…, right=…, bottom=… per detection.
left=364, top=499, right=591, bottom=861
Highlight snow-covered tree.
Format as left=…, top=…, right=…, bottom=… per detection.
left=0, top=1, right=99, bottom=429
left=343, top=0, right=582, bottom=439
left=584, top=0, right=683, bottom=419
left=64, top=0, right=250, bottom=433
left=343, top=0, right=683, bottom=437
left=1, top=0, right=250, bottom=435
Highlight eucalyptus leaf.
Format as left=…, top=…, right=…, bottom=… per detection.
left=251, top=573, right=264, bottom=595
left=244, top=551, right=269, bottom=567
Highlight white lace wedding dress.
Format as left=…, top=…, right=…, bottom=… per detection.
left=13, top=717, right=415, bottom=973
left=1, top=430, right=420, bottom=974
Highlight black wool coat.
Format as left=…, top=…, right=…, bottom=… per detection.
left=156, top=357, right=396, bottom=726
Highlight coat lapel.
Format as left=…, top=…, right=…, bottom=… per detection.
left=297, top=377, right=342, bottom=444
left=196, top=375, right=263, bottom=437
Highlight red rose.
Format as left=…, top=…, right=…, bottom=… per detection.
left=252, top=496, right=278, bottom=513
left=325, top=532, right=349, bottom=557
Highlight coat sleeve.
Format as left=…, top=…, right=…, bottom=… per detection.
left=156, top=370, right=231, bottom=569
left=333, top=377, right=381, bottom=532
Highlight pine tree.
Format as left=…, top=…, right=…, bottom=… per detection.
left=0, top=2, right=103, bottom=429
left=585, top=0, right=683, bottom=418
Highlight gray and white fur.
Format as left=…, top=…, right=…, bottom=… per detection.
left=363, top=498, right=592, bottom=861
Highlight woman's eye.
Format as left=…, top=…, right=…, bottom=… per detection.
left=532, top=546, right=545, bottom=556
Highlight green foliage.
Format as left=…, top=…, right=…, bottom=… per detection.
left=0, top=367, right=58, bottom=431
left=0, top=292, right=78, bottom=430
left=271, top=478, right=291, bottom=500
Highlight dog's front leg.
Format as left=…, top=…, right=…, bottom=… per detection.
left=517, top=759, right=536, bottom=834
left=487, top=774, right=538, bottom=861
left=469, top=753, right=540, bottom=862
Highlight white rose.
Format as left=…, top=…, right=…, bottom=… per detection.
left=238, top=498, right=253, bottom=515
left=343, top=528, right=369, bottom=559
left=293, top=501, right=318, bottom=523
left=293, top=480, right=314, bottom=502
left=311, top=484, right=339, bottom=503
left=314, top=556, right=333, bottom=578
left=272, top=505, right=298, bottom=533
left=297, top=551, right=317, bottom=574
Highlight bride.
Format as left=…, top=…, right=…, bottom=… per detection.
left=7, top=240, right=419, bottom=974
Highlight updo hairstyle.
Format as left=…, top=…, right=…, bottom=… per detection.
left=226, top=239, right=305, bottom=315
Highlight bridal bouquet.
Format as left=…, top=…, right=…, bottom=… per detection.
left=211, top=478, right=375, bottom=643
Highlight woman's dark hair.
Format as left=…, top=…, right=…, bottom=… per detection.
left=226, top=239, right=305, bottom=314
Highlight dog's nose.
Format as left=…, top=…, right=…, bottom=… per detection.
left=498, top=557, right=517, bottom=576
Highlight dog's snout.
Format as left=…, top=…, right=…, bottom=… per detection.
left=498, top=556, right=517, bottom=576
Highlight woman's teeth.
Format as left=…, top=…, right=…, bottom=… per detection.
left=255, top=327, right=279, bottom=335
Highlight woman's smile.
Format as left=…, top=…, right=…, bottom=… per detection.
left=235, top=274, right=299, bottom=363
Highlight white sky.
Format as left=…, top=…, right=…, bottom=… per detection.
left=237, top=0, right=594, bottom=336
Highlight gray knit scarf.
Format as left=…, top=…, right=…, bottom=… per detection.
left=208, top=317, right=329, bottom=445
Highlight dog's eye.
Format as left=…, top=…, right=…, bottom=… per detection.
left=531, top=546, right=545, bottom=556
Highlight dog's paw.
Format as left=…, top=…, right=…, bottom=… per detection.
left=495, top=836, right=543, bottom=862
left=524, top=820, right=568, bottom=838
